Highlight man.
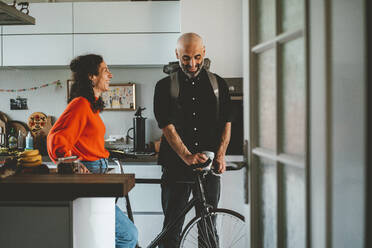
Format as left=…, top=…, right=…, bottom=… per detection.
left=153, top=32, right=232, bottom=247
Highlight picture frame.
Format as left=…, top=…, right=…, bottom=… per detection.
left=10, top=97, right=28, bottom=110
left=102, top=83, right=136, bottom=111
left=66, top=81, right=136, bottom=111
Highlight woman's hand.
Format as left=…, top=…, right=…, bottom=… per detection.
left=78, top=163, right=91, bottom=174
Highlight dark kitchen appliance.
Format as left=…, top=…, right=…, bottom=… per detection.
left=127, top=107, right=147, bottom=152
left=224, top=77, right=244, bottom=155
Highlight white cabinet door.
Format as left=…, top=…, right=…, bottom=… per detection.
left=116, top=165, right=162, bottom=212
left=115, top=165, right=163, bottom=247
left=74, top=33, right=178, bottom=65
left=0, top=204, right=71, bottom=248
left=131, top=215, right=164, bottom=247
left=3, top=35, right=73, bottom=66
left=74, top=2, right=180, bottom=33
left=3, top=3, right=73, bottom=34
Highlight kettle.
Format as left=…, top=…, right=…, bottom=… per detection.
left=126, top=107, right=147, bottom=152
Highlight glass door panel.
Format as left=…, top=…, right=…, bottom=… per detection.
left=280, top=38, right=305, bottom=156
left=283, top=164, right=305, bottom=248
left=256, top=0, right=276, bottom=43
left=258, top=157, right=278, bottom=248
left=257, top=49, right=277, bottom=151
left=280, top=0, right=304, bottom=33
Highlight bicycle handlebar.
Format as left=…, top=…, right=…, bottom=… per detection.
left=189, top=158, right=212, bottom=170
left=226, top=162, right=247, bottom=171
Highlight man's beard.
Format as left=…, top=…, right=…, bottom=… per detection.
left=179, top=60, right=204, bottom=79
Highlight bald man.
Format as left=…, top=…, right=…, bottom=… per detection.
left=153, top=33, right=232, bottom=247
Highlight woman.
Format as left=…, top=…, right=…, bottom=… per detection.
left=47, top=54, right=138, bottom=248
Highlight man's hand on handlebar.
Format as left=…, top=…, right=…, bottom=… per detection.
left=183, top=153, right=208, bottom=166
left=213, top=155, right=226, bottom=174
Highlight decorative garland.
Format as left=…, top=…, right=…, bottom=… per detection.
left=0, top=80, right=62, bottom=92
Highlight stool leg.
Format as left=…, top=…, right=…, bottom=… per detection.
left=125, top=194, right=134, bottom=223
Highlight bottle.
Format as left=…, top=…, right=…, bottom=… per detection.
left=0, top=127, right=5, bottom=147
left=8, top=128, right=17, bottom=150
left=25, top=131, right=34, bottom=150
left=17, top=130, right=24, bottom=150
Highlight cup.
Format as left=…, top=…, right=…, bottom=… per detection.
left=201, top=151, right=214, bottom=160
left=201, top=151, right=222, bottom=176
left=57, top=156, right=80, bottom=174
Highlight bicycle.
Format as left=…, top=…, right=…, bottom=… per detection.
left=110, top=150, right=246, bottom=248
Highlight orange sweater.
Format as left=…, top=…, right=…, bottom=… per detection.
left=47, top=97, right=109, bottom=163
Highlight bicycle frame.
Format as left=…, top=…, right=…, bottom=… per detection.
left=147, top=172, right=210, bottom=248
left=112, top=157, right=236, bottom=248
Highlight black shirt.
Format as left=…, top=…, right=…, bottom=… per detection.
left=153, top=68, right=232, bottom=180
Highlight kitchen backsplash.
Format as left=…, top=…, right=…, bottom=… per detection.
left=0, top=67, right=165, bottom=143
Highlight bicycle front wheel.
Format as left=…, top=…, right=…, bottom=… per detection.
left=179, top=208, right=246, bottom=248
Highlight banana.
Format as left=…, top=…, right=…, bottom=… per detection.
left=21, top=160, right=42, bottom=168
left=20, top=149, right=39, bottom=157
left=18, top=154, right=42, bottom=163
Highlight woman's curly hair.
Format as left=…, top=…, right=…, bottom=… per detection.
left=68, top=54, right=105, bottom=112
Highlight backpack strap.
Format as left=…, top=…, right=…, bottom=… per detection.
left=170, top=71, right=179, bottom=99
left=169, top=70, right=220, bottom=121
left=206, top=70, right=219, bottom=119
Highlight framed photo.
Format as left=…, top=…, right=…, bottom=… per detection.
left=66, top=81, right=136, bottom=111
left=10, top=97, right=28, bottom=110
left=102, top=83, right=136, bottom=111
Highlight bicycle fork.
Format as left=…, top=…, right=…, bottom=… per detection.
left=195, top=174, right=220, bottom=248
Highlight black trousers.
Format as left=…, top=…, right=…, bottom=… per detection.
left=159, top=173, right=221, bottom=248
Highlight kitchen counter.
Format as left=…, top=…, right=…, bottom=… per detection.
left=0, top=173, right=136, bottom=248
left=1, top=154, right=243, bottom=167
left=0, top=173, right=135, bottom=201
left=40, top=155, right=158, bottom=165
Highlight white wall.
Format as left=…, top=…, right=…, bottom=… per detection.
left=0, top=67, right=165, bottom=143
left=180, top=0, right=243, bottom=77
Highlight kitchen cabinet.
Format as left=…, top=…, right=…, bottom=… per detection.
left=114, top=163, right=163, bottom=246
left=0, top=174, right=134, bottom=248
left=74, top=33, right=178, bottom=66
left=73, top=2, right=180, bottom=34
left=130, top=215, right=164, bottom=246
left=3, top=35, right=73, bottom=66
left=0, top=1, right=180, bottom=67
left=3, top=3, right=73, bottom=34
left=0, top=199, right=116, bottom=248
left=0, top=203, right=71, bottom=248
left=116, top=165, right=162, bottom=212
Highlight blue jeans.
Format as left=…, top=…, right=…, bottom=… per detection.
left=81, top=158, right=138, bottom=248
